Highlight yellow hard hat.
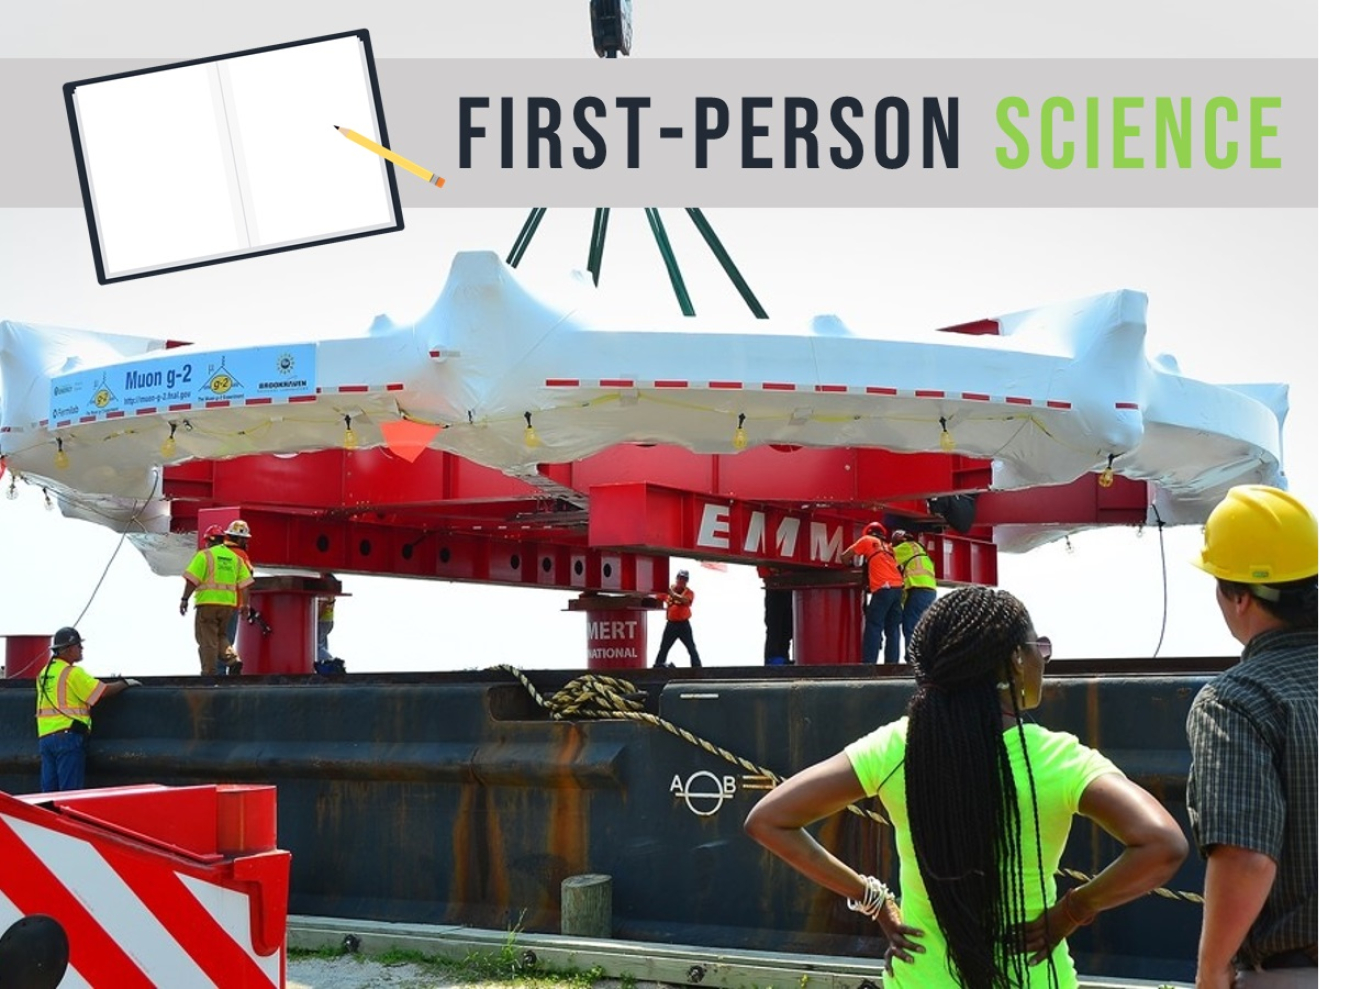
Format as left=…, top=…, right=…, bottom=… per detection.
left=1192, top=485, right=1317, bottom=584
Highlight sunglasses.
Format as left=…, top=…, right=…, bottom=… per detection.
left=1024, top=636, right=1053, bottom=661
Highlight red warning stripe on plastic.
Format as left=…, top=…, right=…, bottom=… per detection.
left=545, top=378, right=580, bottom=387
left=1115, top=402, right=1140, bottom=410
left=103, top=848, right=278, bottom=989
left=915, top=390, right=946, bottom=399
left=599, top=379, right=635, bottom=388
left=708, top=381, right=743, bottom=389
left=0, top=815, right=155, bottom=989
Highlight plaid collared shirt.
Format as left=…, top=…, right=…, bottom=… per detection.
left=1186, top=627, right=1318, bottom=967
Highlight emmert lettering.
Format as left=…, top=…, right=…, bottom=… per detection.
left=588, top=620, right=639, bottom=639
left=456, top=95, right=958, bottom=170
left=696, top=502, right=845, bottom=564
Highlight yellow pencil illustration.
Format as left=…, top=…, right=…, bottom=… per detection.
left=335, top=125, right=445, bottom=188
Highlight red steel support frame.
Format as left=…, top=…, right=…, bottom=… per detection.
left=218, top=509, right=670, bottom=594
left=159, top=445, right=1149, bottom=667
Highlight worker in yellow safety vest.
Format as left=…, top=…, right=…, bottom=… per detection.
left=179, top=521, right=254, bottom=676
left=36, top=627, right=137, bottom=792
left=891, top=530, right=938, bottom=656
left=315, top=571, right=342, bottom=666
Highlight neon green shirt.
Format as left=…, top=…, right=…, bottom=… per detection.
left=845, top=717, right=1119, bottom=988
left=36, top=658, right=105, bottom=737
left=892, top=541, right=937, bottom=590
left=184, top=543, right=253, bottom=606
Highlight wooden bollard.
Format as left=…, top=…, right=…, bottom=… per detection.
left=560, top=873, right=612, bottom=938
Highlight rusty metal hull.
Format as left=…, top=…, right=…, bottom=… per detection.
left=0, top=661, right=1226, bottom=983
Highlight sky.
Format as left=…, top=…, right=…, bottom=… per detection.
left=0, top=2, right=1325, bottom=682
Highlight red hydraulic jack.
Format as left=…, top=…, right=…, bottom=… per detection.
left=0, top=783, right=290, bottom=987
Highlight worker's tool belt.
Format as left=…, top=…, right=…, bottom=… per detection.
left=66, top=719, right=90, bottom=736
left=1258, top=947, right=1317, bottom=969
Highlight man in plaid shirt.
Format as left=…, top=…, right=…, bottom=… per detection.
left=1187, top=486, right=1317, bottom=988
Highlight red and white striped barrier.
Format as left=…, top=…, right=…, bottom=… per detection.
left=0, top=784, right=289, bottom=988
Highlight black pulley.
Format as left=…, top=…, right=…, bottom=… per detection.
left=0, top=915, right=70, bottom=989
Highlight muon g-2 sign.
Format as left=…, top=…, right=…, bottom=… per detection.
left=49, top=344, right=317, bottom=422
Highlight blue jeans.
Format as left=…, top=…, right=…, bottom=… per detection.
left=39, top=730, right=87, bottom=792
left=863, top=586, right=904, bottom=664
left=901, top=587, right=937, bottom=655
left=317, top=620, right=334, bottom=663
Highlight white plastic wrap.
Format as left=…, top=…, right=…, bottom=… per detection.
left=1, top=250, right=1286, bottom=574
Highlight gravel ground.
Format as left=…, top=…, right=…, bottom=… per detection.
left=286, top=954, right=673, bottom=989
left=285, top=953, right=513, bottom=989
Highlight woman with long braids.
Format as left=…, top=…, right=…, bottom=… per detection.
left=745, top=586, right=1187, bottom=988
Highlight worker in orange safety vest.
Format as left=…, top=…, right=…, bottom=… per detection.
left=845, top=521, right=905, bottom=664
left=653, top=569, right=702, bottom=668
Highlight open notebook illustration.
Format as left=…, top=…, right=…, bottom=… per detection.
left=64, top=30, right=403, bottom=283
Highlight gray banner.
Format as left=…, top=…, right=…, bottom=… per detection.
left=2, top=57, right=1316, bottom=208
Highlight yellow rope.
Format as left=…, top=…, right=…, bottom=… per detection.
left=493, top=664, right=1203, bottom=907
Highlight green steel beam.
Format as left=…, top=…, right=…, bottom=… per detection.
left=644, top=208, right=695, bottom=317
left=586, top=208, right=611, bottom=286
left=686, top=208, right=769, bottom=319
left=505, top=207, right=766, bottom=320
left=506, top=208, right=548, bottom=268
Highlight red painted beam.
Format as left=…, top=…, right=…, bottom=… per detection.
left=229, top=508, right=668, bottom=593
left=585, top=483, right=998, bottom=585
left=976, top=474, right=1150, bottom=526
left=924, top=532, right=1000, bottom=586
left=167, top=444, right=993, bottom=522
left=165, top=450, right=543, bottom=510
left=588, top=483, right=859, bottom=569
left=555, top=445, right=991, bottom=504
